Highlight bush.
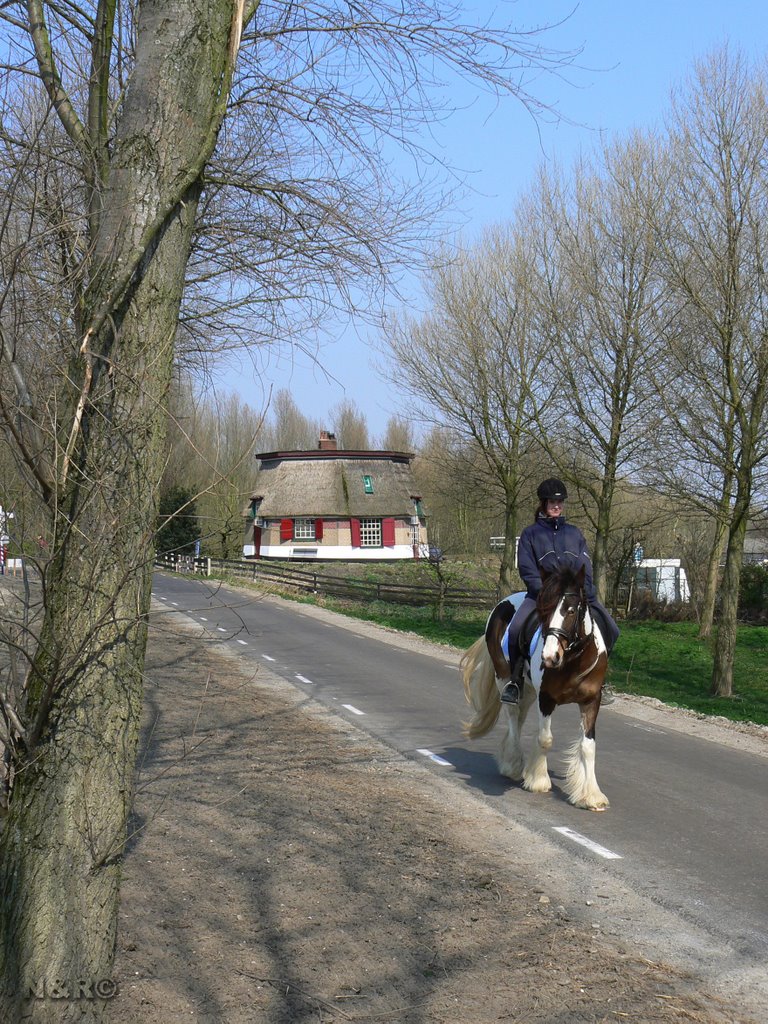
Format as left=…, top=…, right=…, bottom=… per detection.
left=627, top=590, right=696, bottom=622
left=156, top=486, right=200, bottom=554
left=739, top=563, right=768, bottom=621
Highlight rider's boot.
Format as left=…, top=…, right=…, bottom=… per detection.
left=499, top=656, right=524, bottom=704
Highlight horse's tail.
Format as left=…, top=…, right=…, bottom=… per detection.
left=460, top=635, right=501, bottom=739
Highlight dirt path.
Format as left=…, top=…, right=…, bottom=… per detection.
left=108, top=606, right=763, bottom=1023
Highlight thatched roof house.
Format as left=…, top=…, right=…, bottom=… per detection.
left=243, top=431, right=428, bottom=560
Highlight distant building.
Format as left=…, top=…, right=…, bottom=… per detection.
left=744, top=524, right=768, bottom=565
left=635, top=559, right=690, bottom=602
left=243, top=431, right=428, bottom=561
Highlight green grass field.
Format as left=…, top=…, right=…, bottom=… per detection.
left=295, top=595, right=768, bottom=727
left=609, top=620, right=768, bottom=725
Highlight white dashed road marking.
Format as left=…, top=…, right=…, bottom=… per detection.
left=342, top=704, right=365, bottom=716
left=417, top=749, right=452, bottom=766
left=553, top=826, right=623, bottom=860
left=236, top=639, right=248, bottom=646
left=295, top=674, right=314, bottom=685
left=262, top=654, right=276, bottom=662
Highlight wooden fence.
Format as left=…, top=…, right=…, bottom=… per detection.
left=154, top=553, right=496, bottom=610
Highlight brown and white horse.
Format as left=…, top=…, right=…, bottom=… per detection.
left=460, top=565, right=610, bottom=810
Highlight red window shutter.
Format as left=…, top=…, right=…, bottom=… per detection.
left=350, top=518, right=361, bottom=547
left=315, top=518, right=324, bottom=541
left=280, top=518, right=293, bottom=541
left=382, top=517, right=396, bottom=547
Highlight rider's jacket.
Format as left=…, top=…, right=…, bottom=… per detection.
left=517, top=514, right=596, bottom=602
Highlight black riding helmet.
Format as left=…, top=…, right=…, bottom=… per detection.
left=537, top=477, right=568, bottom=501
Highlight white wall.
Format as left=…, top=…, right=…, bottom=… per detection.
left=244, top=543, right=418, bottom=560
left=636, top=558, right=690, bottom=602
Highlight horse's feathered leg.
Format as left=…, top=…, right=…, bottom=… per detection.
left=562, top=700, right=609, bottom=811
left=497, top=669, right=535, bottom=780
left=523, top=689, right=555, bottom=794
left=514, top=639, right=551, bottom=793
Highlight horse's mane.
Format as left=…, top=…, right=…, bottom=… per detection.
left=537, top=566, right=582, bottom=621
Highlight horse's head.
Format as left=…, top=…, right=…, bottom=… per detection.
left=537, top=564, right=587, bottom=670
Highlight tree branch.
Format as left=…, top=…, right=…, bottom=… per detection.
left=26, top=0, right=90, bottom=163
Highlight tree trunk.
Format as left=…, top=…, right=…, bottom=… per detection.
left=499, top=493, right=519, bottom=595
left=698, top=485, right=731, bottom=639
left=592, top=445, right=618, bottom=605
left=592, top=504, right=612, bottom=605
left=0, top=4, right=239, bottom=1019
left=711, top=504, right=748, bottom=698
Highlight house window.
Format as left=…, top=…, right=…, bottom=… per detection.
left=294, top=518, right=316, bottom=541
left=359, top=517, right=382, bottom=547
left=362, top=475, right=374, bottom=494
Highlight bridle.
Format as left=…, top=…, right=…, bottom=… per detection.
left=543, top=588, right=588, bottom=656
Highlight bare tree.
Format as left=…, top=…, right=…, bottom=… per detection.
left=194, top=392, right=265, bottom=558
left=532, top=137, right=671, bottom=602
left=648, top=47, right=768, bottom=693
left=0, top=4, right=576, bottom=1013
left=379, top=414, right=416, bottom=453
left=385, top=221, right=559, bottom=591
left=0, top=7, right=247, bottom=1016
left=330, top=398, right=371, bottom=449
left=413, top=427, right=502, bottom=556
left=265, top=389, right=321, bottom=450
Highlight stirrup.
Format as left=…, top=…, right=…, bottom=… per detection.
left=500, top=680, right=523, bottom=704
left=601, top=683, right=617, bottom=706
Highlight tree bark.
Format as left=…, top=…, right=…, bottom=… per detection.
left=0, top=3, right=240, bottom=1019
left=711, top=494, right=749, bottom=698
left=500, top=488, right=520, bottom=595
left=592, top=469, right=617, bottom=605
left=698, top=505, right=729, bottom=639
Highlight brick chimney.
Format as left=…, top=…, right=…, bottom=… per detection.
left=318, top=430, right=337, bottom=451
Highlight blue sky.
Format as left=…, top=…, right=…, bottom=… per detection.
left=220, top=1, right=768, bottom=441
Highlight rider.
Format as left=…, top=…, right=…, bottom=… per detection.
left=497, top=477, right=620, bottom=705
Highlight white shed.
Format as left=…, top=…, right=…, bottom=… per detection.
left=635, top=558, right=690, bottom=602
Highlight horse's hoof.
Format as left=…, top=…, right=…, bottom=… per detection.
left=522, top=779, right=552, bottom=794
left=580, top=798, right=609, bottom=811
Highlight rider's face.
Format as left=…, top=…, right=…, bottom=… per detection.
left=545, top=498, right=564, bottom=517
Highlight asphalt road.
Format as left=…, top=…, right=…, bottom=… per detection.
left=152, top=571, right=768, bottom=988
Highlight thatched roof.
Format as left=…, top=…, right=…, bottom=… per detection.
left=249, top=451, right=421, bottom=517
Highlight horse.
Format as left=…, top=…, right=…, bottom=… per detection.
left=460, top=564, right=610, bottom=811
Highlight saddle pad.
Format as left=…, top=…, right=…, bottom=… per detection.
left=527, top=625, right=542, bottom=658
left=501, top=620, right=541, bottom=661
